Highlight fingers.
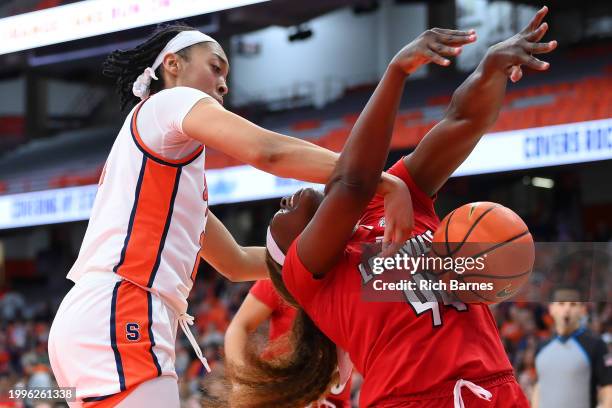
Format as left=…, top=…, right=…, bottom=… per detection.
left=429, top=43, right=462, bottom=57
left=383, top=221, right=393, bottom=250
left=429, top=27, right=477, bottom=46
left=523, top=40, right=557, bottom=55
left=381, top=223, right=402, bottom=258
left=522, top=5, right=549, bottom=34
left=381, top=242, right=403, bottom=258
left=431, top=27, right=475, bottom=36
left=435, top=33, right=477, bottom=46
left=439, top=35, right=477, bottom=46
left=526, top=22, right=549, bottom=42
left=424, top=49, right=451, bottom=66
left=509, top=65, right=523, bottom=83
left=424, top=28, right=477, bottom=66
left=520, top=53, right=550, bottom=71
left=381, top=227, right=410, bottom=257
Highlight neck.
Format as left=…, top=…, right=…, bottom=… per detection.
left=556, top=324, right=580, bottom=337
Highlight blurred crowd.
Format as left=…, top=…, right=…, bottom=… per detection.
left=0, top=271, right=610, bottom=407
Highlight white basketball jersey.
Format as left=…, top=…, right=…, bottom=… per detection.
left=68, top=87, right=211, bottom=315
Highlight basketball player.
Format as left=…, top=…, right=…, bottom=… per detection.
left=225, top=279, right=352, bottom=407
left=47, top=24, right=414, bottom=407
left=222, top=7, right=558, bottom=408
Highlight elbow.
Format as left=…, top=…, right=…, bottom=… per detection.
left=448, top=98, right=499, bottom=132
left=215, top=260, right=240, bottom=282
left=447, top=108, right=497, bottom=134
left=251, top=149, right=274, bottom=171
left=250, top=139, right=280, bottom=172
left=339, top=163, right=381, bottom=197
left=326, top=174, right=378, bottom=202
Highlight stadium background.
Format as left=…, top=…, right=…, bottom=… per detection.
left=0, top=0, right=610, bottom=406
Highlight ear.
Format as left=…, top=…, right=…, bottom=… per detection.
left=161, top=53, right=181, bottom=78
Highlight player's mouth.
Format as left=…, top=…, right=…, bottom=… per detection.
left=279, top=189, right=305, bottom=213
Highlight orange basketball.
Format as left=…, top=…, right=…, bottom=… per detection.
left=431, top=202, right=535, bottom=304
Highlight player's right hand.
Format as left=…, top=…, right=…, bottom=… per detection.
left=390, top=28, right=477, bottom=75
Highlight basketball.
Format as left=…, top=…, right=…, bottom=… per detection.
left=432, top=202, right=535, bottom=304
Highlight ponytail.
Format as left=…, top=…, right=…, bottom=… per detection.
left=102, top=23, right=195, bottom=110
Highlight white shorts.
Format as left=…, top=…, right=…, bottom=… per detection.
left=48, top=272, right=178, bottom=405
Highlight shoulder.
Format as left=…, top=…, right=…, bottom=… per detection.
left=282, top=239, right=338, bottom=307
left=575, top=329, right=607, bottom=358
left=146, top=86, right=216, bottom=123
left=535, top=335, right=556, bottom=357
left=138, top=86, right=217, bottom=138
left=153, top=86, right=213, bottom=102
left=249, top=279, right=279, bottom=307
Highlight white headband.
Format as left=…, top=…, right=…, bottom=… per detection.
left=266, top=227, right=286, bottom=265
left=132, top=31, right=218, bottom=100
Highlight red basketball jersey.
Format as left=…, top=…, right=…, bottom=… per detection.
left=250, top=279, right=296, bottom=341
left=282, top=159, right=514, bottom=407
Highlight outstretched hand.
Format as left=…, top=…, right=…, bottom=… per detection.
left=390, top=28, right=477, bottom=75
left=484, top=5, right=557, bottom=82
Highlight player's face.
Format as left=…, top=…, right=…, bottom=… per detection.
left=269, top=188, right=324, bottom=253
left=177, top=42, right=229, bottom=105
left=549, top=301, right=586, bottom=335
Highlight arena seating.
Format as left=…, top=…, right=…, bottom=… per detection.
left=0, top=64, right=610, bottom=195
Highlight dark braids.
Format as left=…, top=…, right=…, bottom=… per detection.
left=102, top=23, right=196, bottom=111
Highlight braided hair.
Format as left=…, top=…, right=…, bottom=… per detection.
left=102, top=23, right=197, bottom=111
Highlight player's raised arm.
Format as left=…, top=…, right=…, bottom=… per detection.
left=404, top=6, right=557, bottom=196
left=298, top=29, right=475, bottom=276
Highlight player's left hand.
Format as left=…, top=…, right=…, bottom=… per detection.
left=390, top=27, right=477, bottom=76
left=483, top=5, right=557, bottom=82
left=381, top=175, right=414, bottom=257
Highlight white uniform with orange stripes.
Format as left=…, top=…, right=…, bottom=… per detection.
left=48, top=87, right=212, bottom=407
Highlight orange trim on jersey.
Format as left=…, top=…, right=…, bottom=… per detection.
left=190, top=231, right=205, bottom=281
left=190, top=256, right=201, bottom=281
left=114, top=281, right=161, bottom=390
left=115, top=158, right=180, bottom=288
left=131, top=100, right=203, bottom=166
left=82, top=387, right=135, bottom=408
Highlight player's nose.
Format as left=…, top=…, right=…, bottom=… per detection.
left=218, top=79, right=228, bottom=96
